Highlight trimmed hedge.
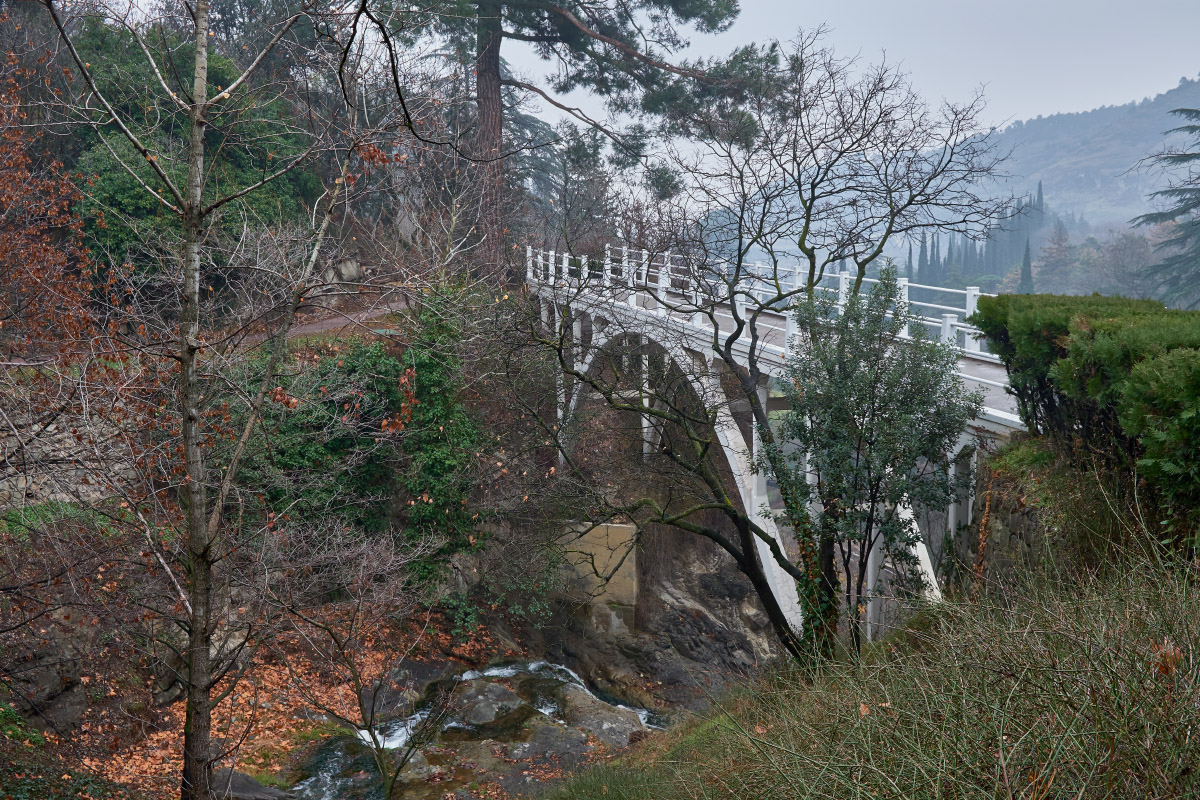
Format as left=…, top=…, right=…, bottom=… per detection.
left=971, top=294, right=1200, bottom=538
left=1121, top=348, right=1200, bottom=534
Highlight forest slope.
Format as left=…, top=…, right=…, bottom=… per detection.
left=992, top=75, right=1200, bottom=224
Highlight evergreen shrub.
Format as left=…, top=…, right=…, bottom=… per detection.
left=970, top=293, right=1200, bottom=542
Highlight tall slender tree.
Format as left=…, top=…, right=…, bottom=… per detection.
left=33, top=3, right=430, bottom=797
left=918, top=231, right=929, bottom=282
left=1019, top=238, right=1035, bottom=293
left=421, top=0, right=738, bottom=277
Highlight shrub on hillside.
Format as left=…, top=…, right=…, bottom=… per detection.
left=968, top=294, right=1161, bottom=438
left=1119, top=348, right=1200, bottom=537
left=237, top=329, right=479, bottom=574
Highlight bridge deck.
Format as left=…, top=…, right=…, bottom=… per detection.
left=527, top=245, right=1023, bottom=434
left=959, top=357, right=1015, bottom=417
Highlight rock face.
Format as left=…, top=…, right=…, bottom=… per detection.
left=528, top=519, right=781, bottom=717
left=7, top=631, right=90, bottom=733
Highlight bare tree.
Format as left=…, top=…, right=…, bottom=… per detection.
left=261, top=524, right=450, bottom=800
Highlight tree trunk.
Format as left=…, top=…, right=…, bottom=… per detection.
left=474, top=0, right=505, bottom=281
left=180, top=2, right=215, bottom=797
left=735, top=523, right=808, bottom=661
left=815, top=524, right=839, bottom=657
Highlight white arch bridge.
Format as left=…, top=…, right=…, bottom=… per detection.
left=525, top=243, right=1023, bottom=639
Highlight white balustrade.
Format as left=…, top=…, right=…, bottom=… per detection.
left=524, top=243, right=999, bottom=362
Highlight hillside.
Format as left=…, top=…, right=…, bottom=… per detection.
left=991, top=75, right=1200, bottom=224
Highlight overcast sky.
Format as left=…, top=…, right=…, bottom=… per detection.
left=507, top=0, right=1200, bottom=129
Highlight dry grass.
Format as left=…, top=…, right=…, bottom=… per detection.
left=552, top=556, right=1200, bottom=799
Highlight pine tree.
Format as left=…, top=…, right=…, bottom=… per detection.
left=1019, top=238, right=1035, bottom=293
left=426, top=0, right=738, bottom=277
left=1136, top=109, right=1200, bottom=306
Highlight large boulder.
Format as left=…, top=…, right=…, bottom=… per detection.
left=506, top=719, right=590, bottom=763
left=7, top=642, right=87, bottom=732
left=452, top=679, right=526, bottom=727
left=558, top=684, right=646, bottom=748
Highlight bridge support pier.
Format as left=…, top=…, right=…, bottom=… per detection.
left=708, top=365, right=806, bottom=633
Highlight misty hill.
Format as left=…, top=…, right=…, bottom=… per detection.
left=990, top=75, right=1200, bottom=225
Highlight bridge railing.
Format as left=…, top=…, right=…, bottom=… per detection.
left=527, top=244, right=999, bottom=362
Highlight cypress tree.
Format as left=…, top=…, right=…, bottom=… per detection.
left=1019, top=238, right=1034, bottom=293
left=917, top=232, right=928, bottom=283
left=906, top=241, right=914, bottom=281
left=1036, top=180, right=1044, bottom=212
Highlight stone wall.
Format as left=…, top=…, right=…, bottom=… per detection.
left=957, top=460, right=1047, bottom=584
left=0, top=417, right=128, bottom=511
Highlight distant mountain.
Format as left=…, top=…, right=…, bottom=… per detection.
left=989, top=75, right=1200, bottom=225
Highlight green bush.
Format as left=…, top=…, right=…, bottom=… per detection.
left=971, top=293, right=1200, bottom=543
left=395, top=305, right=480, bottom=572
left=239, top=314, right=479, bottom=577
left=1119, top=348, right=1200, bottom=537
left=969, top=294, right=1161, bottom=438
left=242, top=340, right=416, bottom=534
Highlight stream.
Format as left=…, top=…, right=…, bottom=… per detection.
left=291, top=661, right=663, bottom=799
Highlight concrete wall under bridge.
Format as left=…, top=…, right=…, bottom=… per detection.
left=561, top=523, right=640, bottom=610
